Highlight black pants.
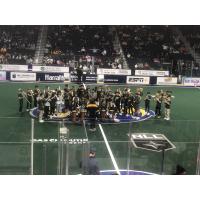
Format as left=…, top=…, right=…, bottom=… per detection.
left=115, top=103, right=121, bottom=113
left=34, top=96, right=38, bottom=107
left=50, top=105, right=56, bottom=115
left=155, top=105, right=161, bottom=116
left=44, top=106, right=50, bottom=119
left=145, top=102, right=150, bottom=113
left=128, top=106, right=134, bottom=115
left=124, top=105, right=128, bottom=115
left=19, top=99, right=23, bottom=112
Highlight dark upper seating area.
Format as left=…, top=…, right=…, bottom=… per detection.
left=44, top=25, right=123, bottom=72
left=117, top=25, right=193, bottom=71
left=0, top=26, right=39, bottom=65
left=179, top=25, right=200, bottom=54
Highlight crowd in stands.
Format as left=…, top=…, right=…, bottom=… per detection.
left=43, top=25, right=123, bottom=73
left=1, top=25, right=200, bottom=77
left=0, top=26, right=39, bottom=65
left=179, top=26, right=200, bottom=54
left=117, top=25, right=193, bottom=73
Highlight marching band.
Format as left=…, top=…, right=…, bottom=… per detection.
left=17, top=84, right=174, bottom=122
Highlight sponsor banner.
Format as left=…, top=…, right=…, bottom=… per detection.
left=182, top=77, right=200, bottom=86
left=0, top=64, right=28, bottom=71
left=64, top=73, right=70, bottom=83
left=70, top=74, right=97, bottom=83
left=135, top=70, right=169, bottom=77
left=157, top=77, right=177, bottom=85
left=0, top=71, right=6, bottom=81
left=32, top=66, right=69, bottom=73
left=127, top=76, right=150, bottom=85
left=10, top=72, right=36, bottom=81
left=97, top=68, right=131, bottom=75
left=104, top=75, right=126, bottom=83
left=97, top=75, right=104, bottom=84
left=36, top=73, right=70, bottom=82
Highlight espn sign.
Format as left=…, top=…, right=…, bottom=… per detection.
left=127, top=76, right=150, bottom=85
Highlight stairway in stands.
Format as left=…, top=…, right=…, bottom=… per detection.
left=109, top=26, right=128, bottom=69
left=33, top=25, right=48, bottom=65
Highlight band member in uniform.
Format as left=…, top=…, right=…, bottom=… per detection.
left=43, top=91, right=51, bottom=119
left=155, top=90, right=162, bottom=118
left=136, top=87, right=143, bottom=97
left=63, top=89, right=72, bottom=112
left=85, top=86, right=91, bottom=99
left=114, top=89, right=121, bottom=113
left=56, top=90, right=64, bottom=113
left=18, top=88, right=24, bottom=113
left=50, top=91, right=57, bottom=116
left=144, top=92, right=152, bottom=115
left=127, top=93, right=134, bottom=115
left=133, top=92, right=141, bottom=116
left=106, top=92, right=113, bottom=111
left=164, top=94, right=172, bottom=120
left=70, top=86, right=76, bottom=97
left=99, top=98, right=107, bottom=121
left=97, top=86, right=102, bottom=101
left=77, top=84, right=85, bottom=99
left=37, top=93, right=45, bottom=123
left=72, top=94, right=80, bottom=110
left=86, top=99, right=98, bottom=131
left=122, top=93, right=129, bottom=115
left=26, top=88, right=33, bottom=111
left=33, top=85, right=40, bottom=107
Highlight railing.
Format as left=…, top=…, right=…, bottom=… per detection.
left=0, top=117, right=199, bottom=175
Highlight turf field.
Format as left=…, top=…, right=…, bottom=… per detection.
left=0, top=82, right=200, bottom=175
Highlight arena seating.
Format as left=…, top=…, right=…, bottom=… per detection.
left=179, top=26, right=200, bottom=54
left=0, top=26, right=39, bottom=65
left=117, top=25, right=193, bottom=72
left=0, top=25, right=199, bottom=77
left=44, top=26, right=123, bottom=72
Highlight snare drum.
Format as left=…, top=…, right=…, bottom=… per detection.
left=109, top=109, right=115, bottom=119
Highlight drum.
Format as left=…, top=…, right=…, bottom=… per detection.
left=100, top=109, right=106, bottom=121
left=109, top=109, right=115, bottom=119
left=56, top=100, right=65, bottom=113
left=71, top=110, right=77, bottom=123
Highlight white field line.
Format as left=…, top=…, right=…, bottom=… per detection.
left=99, top=124, right=120, bottom=175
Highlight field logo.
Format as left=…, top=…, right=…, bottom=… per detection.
left=33, top=138, right=88, bottom=144
left=131, top=133, right=175, bottom=152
